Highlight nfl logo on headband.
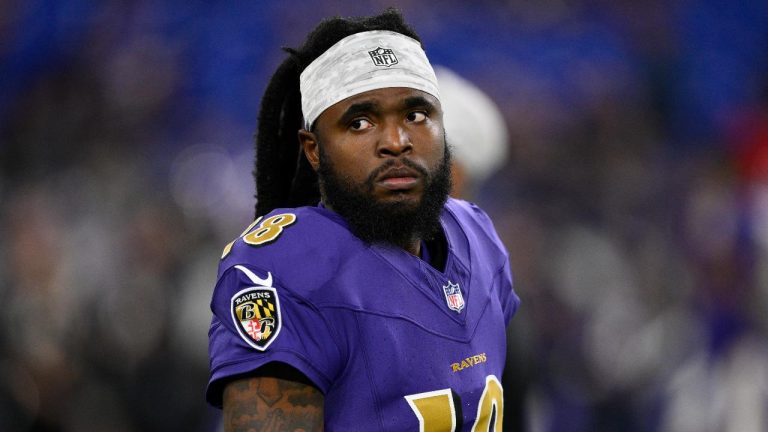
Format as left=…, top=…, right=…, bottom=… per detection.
left=368, top=47, right=398, bottom=67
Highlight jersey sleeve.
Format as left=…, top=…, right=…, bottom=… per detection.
left=206, top=263, right=343, bottom=407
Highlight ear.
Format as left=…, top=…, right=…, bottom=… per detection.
left=299, top=129, right=320, bottom=172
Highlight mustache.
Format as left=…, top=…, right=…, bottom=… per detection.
left=365, top=158, right=429, bottom=185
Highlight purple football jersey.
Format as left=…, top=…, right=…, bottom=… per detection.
left=207, top=198, right=519, bottom=431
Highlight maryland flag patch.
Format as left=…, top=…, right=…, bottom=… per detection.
left=230, top=267, right=281, bottom=351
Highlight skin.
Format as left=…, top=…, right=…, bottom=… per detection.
left=300, top=87, right=446, bottom=256
left=223, top=374, right=324, bottom=432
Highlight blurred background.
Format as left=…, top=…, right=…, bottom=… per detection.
left=1, top=0, right=767, bottom=431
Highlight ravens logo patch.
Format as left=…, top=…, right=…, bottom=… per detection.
left=231, top=285, right=281, bottom=351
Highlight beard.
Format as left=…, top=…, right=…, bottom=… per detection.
left=317, top=145, right=452, bottom=249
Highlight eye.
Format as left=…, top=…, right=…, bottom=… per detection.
left=406, top=111, right=428, bottom=123
left=350, top=118, right=373, bottom=131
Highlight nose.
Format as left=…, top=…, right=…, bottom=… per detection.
left=377, top=121, right=412, bottom=157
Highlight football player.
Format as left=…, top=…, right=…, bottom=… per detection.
left=207, top=9, right=520, bottom=431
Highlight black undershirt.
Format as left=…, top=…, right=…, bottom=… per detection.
left=421, top=228, right=448, bottom=272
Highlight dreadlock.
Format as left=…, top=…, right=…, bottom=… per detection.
left=253, top=8, right=421, bottom=217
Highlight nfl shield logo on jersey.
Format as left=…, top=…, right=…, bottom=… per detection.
left=443, top=281, right=465, bottom=313
left=368, top=47, right=398, bottom=67
left=231, top=285, right=281, bottom=351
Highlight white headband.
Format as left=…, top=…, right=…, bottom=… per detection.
left=299, top=30, right=440, bottom=129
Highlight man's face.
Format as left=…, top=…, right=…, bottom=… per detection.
left=300, top=87, right=451, bottom=246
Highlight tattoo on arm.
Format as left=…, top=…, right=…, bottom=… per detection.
left=223, top=375, right=324, bottom=432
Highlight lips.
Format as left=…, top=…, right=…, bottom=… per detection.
left=375, top=166, right=422, bottom=190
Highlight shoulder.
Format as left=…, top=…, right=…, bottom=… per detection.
left=222, top=206, right=354, bottom=262
left=444, top=198, right=508, bottom=261
left=216, top=206, right=358, bottom=297
left=445, top=198, right=495, bottom=229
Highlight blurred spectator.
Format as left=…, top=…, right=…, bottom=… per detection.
left=434, top=66, right=510, bottom=199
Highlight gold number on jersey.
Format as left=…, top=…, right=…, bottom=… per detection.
left=405, top=389, right=457, bottom=432
left=221, top=217, right=263, bottom=259
left=405, top=375, right=503, bottom=432
left=220, top=213, right=297, bottom=259
left=470, top=375, right=503, bottom=432
left=243, top=213, right=297, bottom=246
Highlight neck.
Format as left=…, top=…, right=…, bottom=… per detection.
left=405, top=238, right=421, bottom=256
